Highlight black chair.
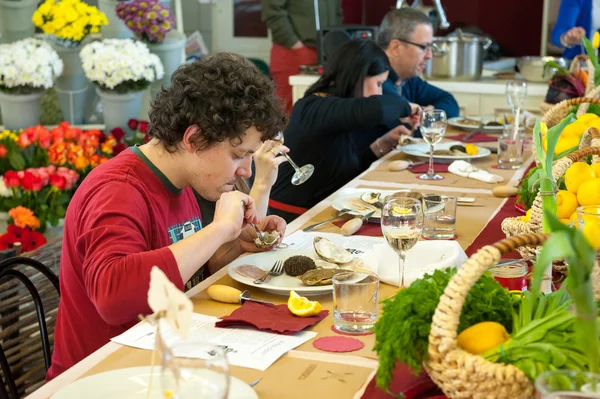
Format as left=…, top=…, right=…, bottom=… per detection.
left=0, top=257, right=60, bottom=399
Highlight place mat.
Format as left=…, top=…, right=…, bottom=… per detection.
left=408, top=163, right=449, bottom=174
left=446, top=132, right=498, bottom=143
left=362, top=152, right=518, bottom=190
left=360, top=362, right=446, bottom=399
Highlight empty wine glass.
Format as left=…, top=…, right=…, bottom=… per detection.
left=162, top=342, right=230, bottom=399
left=420, top=109, right=447, bottom=180
left=505, top=80, right=527, bottom=119
left=380, top=197, right=424, bottom=288
left=275, top=131, right=314, bottom=185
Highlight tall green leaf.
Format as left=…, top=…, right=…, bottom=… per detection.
left=582, top=36, right=600, bottom=86
left=7, top=151, right=25, bottom=171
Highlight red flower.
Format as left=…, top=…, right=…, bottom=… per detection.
left=99, top=132, right=108, bottom=143
left=113, top=142, right=127, bottom=155
left=37, top=128, right=52, bottom=149
left=139, top=121, right=149, bottom=134
left=28, top=230, right=47, bottom=251
left=127, top=119, right=139, bottom=130
left=111, top=127, right=125, bottom=141
left=0, top=145, right=7, bottom=158
left=50, top=174, right=67, bottom=190
left=3, top=171, right=20, bottom=187
left=21, top=171, right=43, bottom=192
left=0, top=226, right=46, bottom=252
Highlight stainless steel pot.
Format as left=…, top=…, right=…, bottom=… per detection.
left=516, top=56, right=571, bottom=82
left=424, top=34, right=492, bottom=81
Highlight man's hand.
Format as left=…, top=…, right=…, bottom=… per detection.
left=212, top=191, right=258, bottom=243
left=291, top=40, right=305, bottom=50
left=238, top=215, right=287, bottom=253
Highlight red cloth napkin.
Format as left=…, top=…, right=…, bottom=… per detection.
left=333, top=219, right=382, bottom=236
left=360, top=362, right=446, bottom=399
left=215, top=301, right=328, bottom=335
left=408, top=163, right=449, bottom=174
left=446, top=131, right=497, bottom=143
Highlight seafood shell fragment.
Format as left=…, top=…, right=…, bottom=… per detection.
left=298, top=268, right=347, bottom=286
left=254, top=230, right=280, bottom=248
left=313, top=237, right=354, bottom=264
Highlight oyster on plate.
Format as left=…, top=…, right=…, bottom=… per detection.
left=360, top=191, right=382, bottom=206
left=297, top=268, right=348, bottom=286
left=313, top=237, right=354, bottom=264
left=254, top=230, right=280, bottom=249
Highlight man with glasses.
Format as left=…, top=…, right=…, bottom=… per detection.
left=378, top=8, right=459, bottom=126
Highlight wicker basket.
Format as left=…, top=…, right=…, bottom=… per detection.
left=424, top=233, right=548, bottom=399
left=502, top=128, right=600, bottom=259
left=540, top=55, right=596, bottom=114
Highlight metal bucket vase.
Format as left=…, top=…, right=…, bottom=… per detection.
left=146, top=30, right=185, bottom=98
left=0, top=0, right=37, bottom=44
left=51, top=42, right=89, bottom=124
left=97, top=88, right=144, bottom=137
left=98, top=0, right=134, bottom=39
left=0, top=91, right=42, bottom=130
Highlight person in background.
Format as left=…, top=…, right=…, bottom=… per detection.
left=47, top=53, right=287, bottom=381
left=262, top=0, right=342, bottom=115
left=551, top=0, right=596, bottom=59
left=269, top=39, right=420, bottom=222
left=377, top=7, right=459, bottom=130
left=196, top=139, right=290, bottom=225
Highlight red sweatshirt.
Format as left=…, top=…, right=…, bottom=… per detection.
left=47, top=147, right=202, bottom=381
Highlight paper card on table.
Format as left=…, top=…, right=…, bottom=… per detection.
left=147, top=266, right=193, bottom=340
left=111, top=313, right=317, bottom=371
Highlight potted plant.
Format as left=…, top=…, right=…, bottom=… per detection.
left=116, top=0, right=184, bottom=97
left=32, top=0, right=108, bottom=124
left=80, top=38, right=163, bottom=136
left=98, top=0, right=135, bottom=39
left=0, top=0, right=38, bottom=44
left=0, top=38, right=63, bottom=130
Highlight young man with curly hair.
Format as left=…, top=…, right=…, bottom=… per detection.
left=47, top=53, right=288, bottom=380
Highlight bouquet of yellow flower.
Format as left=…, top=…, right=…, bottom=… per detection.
left=32, top=0, right=108, bottom=46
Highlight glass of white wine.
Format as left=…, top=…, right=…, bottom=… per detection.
left=275, top=131, right=314, bottom=185
left=420, top=109, right=447, bottom=180
left=380, top=197, right=424, bottom=288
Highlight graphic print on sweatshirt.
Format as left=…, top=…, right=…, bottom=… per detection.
left=167, top=217, right=202, bottom=244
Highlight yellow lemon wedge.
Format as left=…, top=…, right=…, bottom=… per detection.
left=391, top=205, right=411, bottom=215
left=465, top=144, right=479, bottom=155
left=287, top=290, right=322, bottom=317
left=556, top=190, right=579, bottom=219
left=565, top=162, right=596, bottom=193
left=577, top=178, right=600, bottom=206
left=457, top=321, right=510, bottom=355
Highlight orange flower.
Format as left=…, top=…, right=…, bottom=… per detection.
left=99, top=157, right=109, bottom=164
left=90, top=154, right=101, bottom=167
left=0, top=144, right=7, bottom=158
left=84, top=145, right=96, bottom=157
left=8, top=206, right=41, bottom=230
left=67, top=144, right=83, bottom=164
left=74, top=155, right=90, bottom=170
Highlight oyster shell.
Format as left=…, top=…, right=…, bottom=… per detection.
left=313, top=237, right=354, bottom=264
left=254, top=230, right=280, bottom=249
left=360, top=191, right=382, bottom=205
left=298, top=268, right=348, bottom=286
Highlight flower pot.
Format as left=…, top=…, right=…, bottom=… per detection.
left=51, top=42, right=89, bottom=124
left=0, top=91, right=42, bottom=130
left=97, top=88, right=144, bottom=137
left=147, top=30, right=185, bottom=98
left=98, top=0, right=134, bottom=40
left=0, top=0, right=37, bottom=44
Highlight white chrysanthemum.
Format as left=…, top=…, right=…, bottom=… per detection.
left=79, top=39, right=164, bottom=91
left=0, top=178, right=12, bottom=198
left=0, top=38, right=63, bottom=91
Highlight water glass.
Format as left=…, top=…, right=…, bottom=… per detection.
left=423, top=195, right=457, bottom=239
left=162, top=342, right=230, bottom=399
left=506, top=80, right=527, bottom=116
left=497, top=134, right=525, bottom=169
left=502, top=121, right=525, bottom=139
left=332, top=272, right=379, bottom=334
left=536, top=370, right=600, bottom=398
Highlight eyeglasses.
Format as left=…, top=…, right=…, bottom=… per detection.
left=395, top=38, right=434, bottom=52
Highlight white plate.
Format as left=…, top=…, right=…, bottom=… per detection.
left=330, top=189, right=402, bottom=219
left=448, top=116, right=504, bottom=132
left=228, top=250, right=335, bottom=297
left=400, top=141, right=492, bottom=163
left=51, top=366, right=257, bottom=399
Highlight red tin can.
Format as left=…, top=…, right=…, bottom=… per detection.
left=491, top=262, right=529, bottom=291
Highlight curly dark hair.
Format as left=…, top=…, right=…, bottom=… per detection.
left=148, top=53, right=287, bottom=151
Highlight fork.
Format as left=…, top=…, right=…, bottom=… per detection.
left=254, top=260, right=284, bottom=284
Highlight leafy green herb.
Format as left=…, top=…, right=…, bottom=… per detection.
left=373, top=268, right=513, bottom=390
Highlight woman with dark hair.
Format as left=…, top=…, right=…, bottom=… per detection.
left=268, top=38, right=420, bottom=222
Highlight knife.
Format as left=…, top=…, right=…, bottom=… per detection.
left=462, top=130, right=478, bottom=142
left=340, top=211, right=376, bottom=236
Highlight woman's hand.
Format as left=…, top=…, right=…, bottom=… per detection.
left=562, top=27, right=586, bottom=46
left=372, top=124, right=410, bottom=157
left=253, top=140, right=290, bottom=189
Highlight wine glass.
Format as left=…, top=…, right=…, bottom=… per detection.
left=380, top=197, right=424, bottom=288
left=161, top=342, right=230, bottom=399
left=275, top=131, right=314, bottom=185
left=505, top=80, right=527, bottom=121
left=420, top=109, right=447, bottom=180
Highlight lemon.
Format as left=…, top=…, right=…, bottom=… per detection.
left=565, top=162, right=596, bottom=193
left=391, top=205, right=411, bottom=215
left=554, top=136, right=580, bottom=155
left=561, top=121, right=588, bottom=137
left=591, top=163, right=600, bottom=177
left=457, top=321, right=510, bottom=355
left=556, top=190, right=579, bottom=219
left=577, top=113, right=600, bottom=125
left=287, top=290, right=322, bottom=317
left=582, top=221, right=600, bottom=250
left=589, top=118, right=600, bottom=131
left=577, top=178, right=600, bottom=206
left=522, top=208, right=532, bottom=223
left=465, top=144, right=479, bottom=155
left=569, top=211, right=580, bottom=227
